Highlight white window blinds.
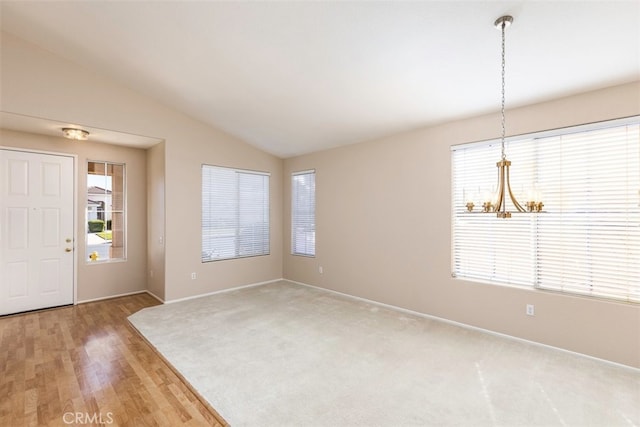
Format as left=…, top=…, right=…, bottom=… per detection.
left=292, top=170, right=316, bottom=256
left=452, top=118, right=640, bottom=303
left=202, top=165, right=270, bottom=262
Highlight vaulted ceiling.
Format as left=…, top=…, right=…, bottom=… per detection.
left=1, top=1, right=638, bottom=157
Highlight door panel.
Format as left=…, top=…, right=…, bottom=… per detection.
left=8, top=262, right=28, bottom=297
left=42, top=208, right=60, bottom=246
left=8, top=158, right=28, bottom=195
left=40, top=259, right=60, bottom=294
left=1, top=149, right=75, bottom=315
left=8, top=207, right=29, bottom=248
left=42, top=162, right=62, bottom=196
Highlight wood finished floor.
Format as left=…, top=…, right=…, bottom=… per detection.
left=0, top=293, right=227, bottom=427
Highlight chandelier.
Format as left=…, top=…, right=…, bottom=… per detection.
left=466, top=15, right=544, bottom=218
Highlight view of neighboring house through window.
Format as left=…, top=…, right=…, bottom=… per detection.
left=87, top=161, right=126, bottom=262
left=202, top=165, right=270, bottom=262
left=292, top=170, right=316, bottom=256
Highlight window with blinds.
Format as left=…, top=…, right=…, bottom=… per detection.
left=202, top=165, right=270, bottom=262
left=451, top=118, right=640, bottom=303
left=292, top=170, right=316, bottom=256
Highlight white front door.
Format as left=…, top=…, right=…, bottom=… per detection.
left=0, top=149, right=75, bottom=315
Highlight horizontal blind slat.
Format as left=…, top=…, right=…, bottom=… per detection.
left=202, top=165, right=270, bottom=261
left=292, top=171, right=316, bottom=256
left=452, top=120, right=640, bottom=303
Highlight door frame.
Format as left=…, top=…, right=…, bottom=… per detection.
left=1, top=145, right=78, bottom=306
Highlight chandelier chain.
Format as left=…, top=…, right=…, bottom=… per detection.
left=462, top=15, right=541, bottom=217
left=500, top=20, right=507, bottom=160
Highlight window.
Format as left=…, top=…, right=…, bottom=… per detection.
left=452, top=118, right=640, bottom=303
left=86, top=161, right=126, bottom=262
left=202, top=165, right=270, bottom=262
left=292, top=170, right=316, bottom=256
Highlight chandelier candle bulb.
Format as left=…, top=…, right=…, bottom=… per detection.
left=464, top=189, right=475, bottom=211
left=525, top=185, right=544, bottom=212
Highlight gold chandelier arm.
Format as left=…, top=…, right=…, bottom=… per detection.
left=494, top=159, right=507, bottom=213
left=505, top=164, right=526, bottom=212
left=494, top=158, right=526, bottom=215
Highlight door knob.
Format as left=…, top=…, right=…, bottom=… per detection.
left=65, top=248, right=72, bottom=252
left=66, top=238, right=72, bottom=243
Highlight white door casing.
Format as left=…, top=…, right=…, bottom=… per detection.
left=0, top=149, right=75, bottom=315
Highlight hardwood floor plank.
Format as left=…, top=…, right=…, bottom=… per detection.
left=0, top=294, right=227, bottom=427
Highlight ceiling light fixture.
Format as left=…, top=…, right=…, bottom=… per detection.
left=466, top=15, right=544, bottom=218
left=62, top=127, right=90, bottom=141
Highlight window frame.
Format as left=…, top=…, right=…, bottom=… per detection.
left=201, top=164, right=270, bottom=262
left=86, top=160, right=127, bottom=264
left=451, top=116, right=640, bottom=303
left=291, top=169, right=316, bottom=257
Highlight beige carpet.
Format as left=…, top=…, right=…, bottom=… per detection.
left=128, top=280, right=639, bottom=426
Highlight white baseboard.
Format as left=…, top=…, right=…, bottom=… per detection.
left=77, top=289, right=147, bottom=304
left=145, top=290, right=165, bottom=303
left=163, top=278, right=284, bottom=304
left=283, top=279, right=639, bottom=372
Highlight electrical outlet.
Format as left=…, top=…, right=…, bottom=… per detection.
left=319, top=266, right=324, bottom=274
left=191, top=272, right=197, bottom=280
left=526, top=304, right=535, bottom=316
left=150, top=269, right=154, bottom=278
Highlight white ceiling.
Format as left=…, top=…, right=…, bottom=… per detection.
left=1, top=1, right=638, bottom=158
left=0, top=111, right=163, bottom=148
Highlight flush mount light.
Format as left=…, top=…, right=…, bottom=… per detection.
left=62, top=127, right=90, bottom=140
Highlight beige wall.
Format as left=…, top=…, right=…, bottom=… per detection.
left=2, top=30, right=638, bottom=367
left=284, top=81, right=640, bottom=368
left=1, top=32, right=284, bottom=302
left=162, top=126, right=283, bottom=302
left=147, top=141, right=166, bottom=301
left=1, top=129, right=148, bottom=301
